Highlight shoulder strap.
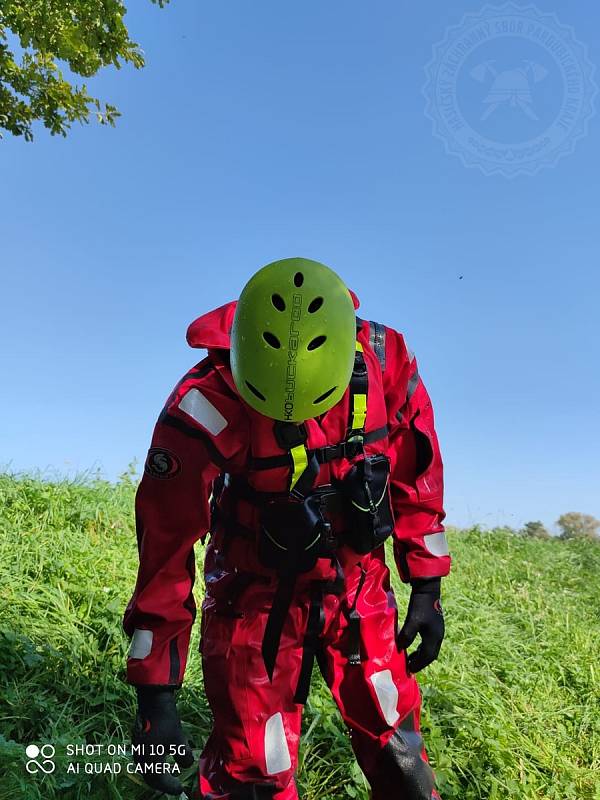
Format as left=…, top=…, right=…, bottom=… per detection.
left=368, top=320, right=386, bottom=372
left=250, top=326, right=390, bottom=478
left=272, top=421, right=319, bottom=498
left=356, top=317, right=387, bottom=372
left=347, top=341, right=368, bottom=438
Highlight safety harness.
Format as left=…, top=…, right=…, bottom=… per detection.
left=212, top=319, right=387, bottom=703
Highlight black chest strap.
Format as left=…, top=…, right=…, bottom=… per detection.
left=248, top=424, right=388, bottom=472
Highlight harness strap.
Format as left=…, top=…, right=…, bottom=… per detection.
left=293, top=562, right=345, bottom=703
left=222, top=475, right=344, bottom=513
left=291, top=449, right=320, bottom=499
left=261, top=563, right=346, bottom=693
left=248, top=425, right=388, bottom=471
left=347, top=342, right=368, bottom=438
left=369, top=320, right=387, bottom=371
left=261, top=574, right=298, bottom=682
left=253, top=331, right=380, bottom=484
left=272, top=421, right=319, bottom=498
left=356, top=317, right=387, bottom=372
left=214, top=571, right=258, bottom=619
left=289, top=444, right=308, bottom=490
left=345, top=564, right=367, bottom=666
left=293, top=582, right=325, bottom=704
left=228, top=322, right=387, bottom=687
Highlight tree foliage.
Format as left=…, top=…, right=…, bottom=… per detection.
left=557, top=512, right=600, bottom=541
left=0, top=0, right=167, bottom=141
left=521, top=520, right=550, bottom=539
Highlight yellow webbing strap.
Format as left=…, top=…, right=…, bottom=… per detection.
left=351, top=392, right=367, bottom=431
left=350, top=340, right=367, bottom=431
left=289, top=444, right=309, bottom=491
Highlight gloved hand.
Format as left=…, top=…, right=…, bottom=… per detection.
left=132, top=686, right=195, bottom=796
left=396, top=577, right=445, bottom=674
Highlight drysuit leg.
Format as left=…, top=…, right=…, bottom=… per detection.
left=320, top=555, right=442, bottom=800
left=197, top=571, right=312, bottom=800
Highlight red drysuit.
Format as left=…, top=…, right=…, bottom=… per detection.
left=123, top=295, right=451, bottom=800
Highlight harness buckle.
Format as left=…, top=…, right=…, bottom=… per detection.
left=344, top=434, right=365, bottom=460
left=352, top=358, right=368, bottom=378
left=273, top=421, right=307, bottom=451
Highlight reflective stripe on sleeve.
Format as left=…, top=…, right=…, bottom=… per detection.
left=129, top=629, right=153, bottom=660
left=178, top=388, right=228, bottom=435
left=406, top=369, right=420, bottom=403
left=423, top=531, right=450, bottom=557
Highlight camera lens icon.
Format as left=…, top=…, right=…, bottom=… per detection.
left=25, top=743, right=56, bottom=774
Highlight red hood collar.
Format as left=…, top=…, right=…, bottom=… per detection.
left=187, top=290, right=361, bottom=350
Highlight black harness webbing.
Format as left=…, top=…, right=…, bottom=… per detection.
left=272, top=421, right=320, bottom=498
left=248, top=425, right=388, bottom=471
left=357, top=317, right=387, bottom=373
left=261, top=574, right=298, bottom=683
left=293, top=582, right=325, bottom=704
left=291, top=559, right=345, bottom=703
left=221, top=320, right=389, bottom=698
left=346, top=344, right=368, bottom=439
left=345, top=564, right=367, bottom=666
left=257, top=338, right=372, bottom=691
left=369, top=320, right=386, bottom=371
left=260, top=564, right=346, bottom=700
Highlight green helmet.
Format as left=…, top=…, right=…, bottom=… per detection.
left=231, top=257, right=357, bottom=422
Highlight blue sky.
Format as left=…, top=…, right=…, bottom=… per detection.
left=1, top=1, right=598, bottom=531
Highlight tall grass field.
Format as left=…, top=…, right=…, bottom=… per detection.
left=0, top=473, right=598, bottom=800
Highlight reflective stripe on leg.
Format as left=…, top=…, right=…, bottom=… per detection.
left=369, top=670, right=400, bottom=727
left=264, top=713, right=292, bottom=775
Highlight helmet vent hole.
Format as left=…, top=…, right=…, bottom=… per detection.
left=307, top=335, right=326, bottom=351
left=246, top=381, right=266, bottom=401
left=308, top=297, right=323, bottom=313
left=293, top=272, right=304, bottom=287
left=271, top=293, right=286, bottom=311
left=263, top=332, right=281, bottom=349
left=313, top=386, right=337, bottom=404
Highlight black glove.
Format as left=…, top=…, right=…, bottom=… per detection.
left=132, top=686, right=195, bottom=796
left=396, top=577, right=445, bottom=674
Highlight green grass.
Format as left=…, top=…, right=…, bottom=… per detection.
left=0, top=473, right=598, bottom=800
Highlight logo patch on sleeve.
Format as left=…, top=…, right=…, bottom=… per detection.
left=144, top=448, right=181, bottom=479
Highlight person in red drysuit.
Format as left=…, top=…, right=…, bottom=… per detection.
left=123, top=258, right=450, bottom=800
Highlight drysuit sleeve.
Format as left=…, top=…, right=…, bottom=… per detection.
left=383, top=330, right=451, bottom=583
left=122, top=359, right=247, bottom=686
